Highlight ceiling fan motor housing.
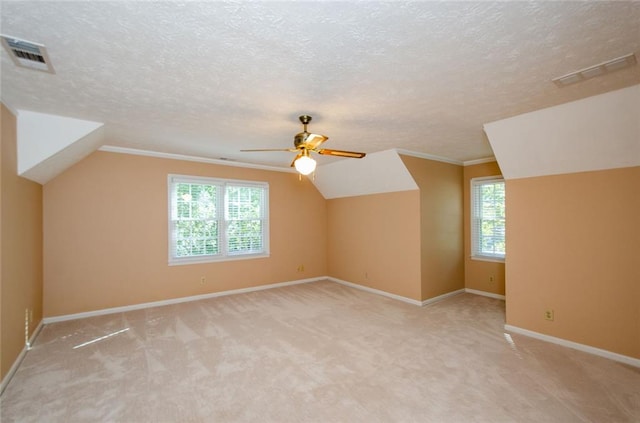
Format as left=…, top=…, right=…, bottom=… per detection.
left=294, top=132, right=309, bottom=148
left=240, top=114, right=365, bottom=161
left=294, top=115, right=313, bottom=148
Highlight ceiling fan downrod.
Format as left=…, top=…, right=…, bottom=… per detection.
left=299, top=115, right=312, bottom=133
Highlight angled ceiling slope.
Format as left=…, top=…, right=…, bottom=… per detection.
left=16, top=110, right=104, bottom=184
left=484, top=84, right=640, bottom=180
left=312, top=149, right=418, bottom=199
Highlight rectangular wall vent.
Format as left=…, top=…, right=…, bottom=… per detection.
left=1, top=34, right=55, bottom=74
left=552, top=53, right=636, bottom=87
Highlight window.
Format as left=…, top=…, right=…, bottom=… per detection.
left=168, top=175, right=269, bottom=265
left=471, top=176, right=505, bottom=261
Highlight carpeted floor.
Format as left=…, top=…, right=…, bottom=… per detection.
left=1, top=280, right=639, bottom=422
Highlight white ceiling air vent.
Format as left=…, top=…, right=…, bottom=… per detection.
left=1, top=34, right=55, bottom=74
left=552, top=53, right=637, bottom=87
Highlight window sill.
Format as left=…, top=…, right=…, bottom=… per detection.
left=470, top=255, right=505, bottom=264
left=169, top=252, right=269, bottom=266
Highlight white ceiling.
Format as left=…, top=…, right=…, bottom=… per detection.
left=1, top=1, right=639, bottom=169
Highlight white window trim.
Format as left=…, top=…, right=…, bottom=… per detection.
left=470, top=175, right=505, bottom=263
left=168, top=174, right=269, bottom=266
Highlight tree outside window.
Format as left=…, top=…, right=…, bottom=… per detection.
left=169, top=175, right=269, bottom=265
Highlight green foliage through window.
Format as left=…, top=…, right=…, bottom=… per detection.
left=169, top=176, right=268, bottom=264
left=225, top=186, right=265, bottom=254
left=174, top=183, right=219, bottom=257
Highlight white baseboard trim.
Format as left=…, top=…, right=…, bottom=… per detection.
left=41, top=279, right=503, bottom=325
left=504, top=324, right=640, bottom=368
left=465, top=288, right=506, bottom=300
left=328, top=277, right=465, bottom=307
left=1, top=320, right=44, bottom=396
left=328, top=277, right=424, bottom=306
left=43, top=277, right=325, bottom=324
left=422, top=289, right=465, bottom=306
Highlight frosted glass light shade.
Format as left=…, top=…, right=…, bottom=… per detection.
left=294, top=155, right=316, bottom=175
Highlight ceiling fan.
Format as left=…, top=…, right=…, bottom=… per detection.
left=241, top=115, right=366, bottom=175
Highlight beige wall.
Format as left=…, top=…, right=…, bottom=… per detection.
left=327, top=191, right=422, bottom=301
left=463, top=161, right=506, bottom=295
left=400, top=155, right=464, bottom=300
left=1, top=104, right=44, bottom=380
left=43, top=151, right=327, bottom=317
left=506, top=166, right=640, bottom=359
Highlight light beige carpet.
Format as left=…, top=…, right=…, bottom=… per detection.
left=1, top=280, right=639, bottom=422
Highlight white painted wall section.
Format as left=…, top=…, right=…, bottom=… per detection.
left=17, top=110, right=104, bottom=184
left=312, top=149, right=418, bottom=199
left=484, top=84, right=640, bottom=180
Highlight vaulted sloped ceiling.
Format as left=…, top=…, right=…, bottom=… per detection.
left=485, top=85, right=640, bottom=180
left=16, top=110, right=104, bottom=184
left=313, top=150, right=418, bottom=199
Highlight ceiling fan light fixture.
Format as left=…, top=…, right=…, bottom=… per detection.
left=240, top=115, right=365, bottom=173
left=294, top=154, right=316, bottom=175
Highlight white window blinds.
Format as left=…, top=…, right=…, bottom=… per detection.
left=471, top=177, right=505, bottom=261
left=168, top=175, right=269, bottom=265
left=225, top=184, right=267, bottom=255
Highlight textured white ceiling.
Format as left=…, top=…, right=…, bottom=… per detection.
left=1, top=1, right=639, bottom=169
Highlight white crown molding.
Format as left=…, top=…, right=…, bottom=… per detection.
left=43, top=277, right=324, bottom=324
left=99, top=145, right=295, bottom=173
left=463, top=157, right=497, bottom=166
left=1, top=320, right=44, bottom=395
left=504, top=324, right=640, bottom=368
left=90, top=145, right=497, bottom=174
left=396, top=149, right=499, bottom=168
left=465, top=288, right=505, bottom=300
left=395, top=148, right=463, bottom=166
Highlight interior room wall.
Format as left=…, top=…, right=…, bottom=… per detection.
left=326, top=190, right=422, bottom=301
left=463, top=161, right=505, bottom=296
left=1, top=104, right=44, bottom=380
left=506, top=166, right=640, bottom=359
left=43, top=151, right=328, bottom=317
left=400, top=155, right=464, bottom=300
